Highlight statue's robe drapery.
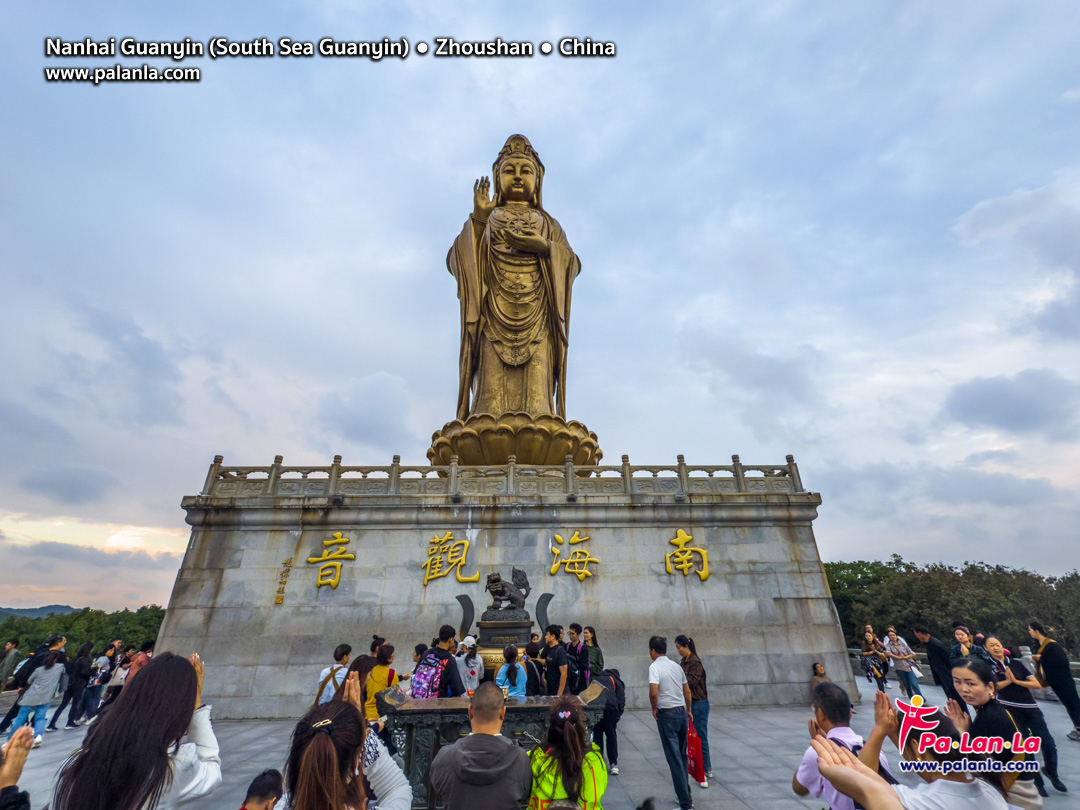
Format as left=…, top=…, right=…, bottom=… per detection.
left=448, top=204, right=580, bottom=420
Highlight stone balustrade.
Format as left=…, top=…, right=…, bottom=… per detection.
left=197, top=453, right=808, bottom=501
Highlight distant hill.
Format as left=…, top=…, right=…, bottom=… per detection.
left=0, top=605, right=78, bottom=619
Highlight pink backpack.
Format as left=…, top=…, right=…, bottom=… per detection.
left=411, top=652, right=448, bottom=699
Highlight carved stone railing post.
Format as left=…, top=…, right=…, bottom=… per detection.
left=201, top=454, right=223, bottom=496
left=448, top=455, right=459, bottom=498
left=621, top=454, right=632, bottom=495
left=676, top=454, right=690, bottom=495
left=507, top=455, right=517, bottom=496
left=328, top=455, right=342, bottom=495
left=267, top=455, right=283, bottom=495
left=389, top=455, right=401, bottom=495
left=564, top=455, right=574, bottom=497
left=732, top=454, right=746, bottom=493
left=786, top=454, right=804, bottom=492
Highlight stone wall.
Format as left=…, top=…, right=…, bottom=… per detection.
left=157, top=455, right=857, bottom=719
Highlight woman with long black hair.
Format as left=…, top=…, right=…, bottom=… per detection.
left=675, top=635, right=711, bottom=788
left=528, top=696, right=608, bottom=809
left=583, top=627, right=603, bottom=681
left=50, top=651, right=221, bottom=810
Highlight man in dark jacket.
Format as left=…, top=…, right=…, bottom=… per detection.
left=913, top=628, right=967, bottom=714
left=430, top=682, right=531, bottom=809
left=0, top=639, right=21, bottom=690
left=592, top=668, right=626, bottom=774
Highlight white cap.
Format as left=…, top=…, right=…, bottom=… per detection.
left=462, top=635, right=477, bottom=647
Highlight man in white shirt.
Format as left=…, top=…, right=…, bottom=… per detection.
left=793, top=682, right=891, bottom=810
left=648, top=636, right=694, bottom=810
left=315, top=643, right=351, bottom=705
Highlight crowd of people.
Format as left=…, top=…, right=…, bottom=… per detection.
left=8, top=616, right=1073, bottom=809
left=798, top=618, right=1080, bottom=810
left=0, top=622, right=714, bottom=810
left=0, top=634, right=156, bottom=748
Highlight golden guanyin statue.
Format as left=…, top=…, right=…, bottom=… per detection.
left=428, top=135, right=602, bottom=467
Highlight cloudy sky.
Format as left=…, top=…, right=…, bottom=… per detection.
left=2, top=1, right=1079, bottom=610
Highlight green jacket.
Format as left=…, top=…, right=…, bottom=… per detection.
left=0, top=648, right=22, bottom=687
left=527, top=744, right=607, bottom=809
left=585, top=645, right=604, bottom=677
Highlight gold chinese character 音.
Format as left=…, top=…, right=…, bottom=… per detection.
left=307, top=532, right=356, bottom=589
left=665, top=529, right=709, bottom=581
left=422, top=531, right=480, bottom=586
left=550, top=531, right=599, bottom=582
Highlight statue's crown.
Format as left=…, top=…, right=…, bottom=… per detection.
left=496, top=134, right=543, bottom=170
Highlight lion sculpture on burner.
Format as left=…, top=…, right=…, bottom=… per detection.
left=486, top=568, right=532, bottom=612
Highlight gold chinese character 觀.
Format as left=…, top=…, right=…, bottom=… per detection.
left=550, top=531, right=599, bottom=581
left=308, top=532, right=356, bottom=589
left=422, top=531, right=480, bottom=586
left=665, top=529, right=709, bottom=581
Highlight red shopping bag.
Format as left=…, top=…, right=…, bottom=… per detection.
left=687, top=716, right=706, bottom=783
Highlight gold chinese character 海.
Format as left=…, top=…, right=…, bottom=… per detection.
left=283, top=558, right=293, bottom=567
left=308, top=533, right=356, bottom=589
left=422, top=531, right=480, bottom=586
left=550, top=531, right=599, bottom=581
left=665, top=529, right=709, bottom=581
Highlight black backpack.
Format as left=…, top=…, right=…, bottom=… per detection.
left=564, top=643, right=582, bottom=693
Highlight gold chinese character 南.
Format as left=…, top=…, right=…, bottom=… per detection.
left=665, top=529, right=709, bottom=581
left=308, top=532, right=356, bottom=589
left=550, top=531, right=599, bottom=581
left=422, top=531, right=480, bottom=586
left=275, top=595, right=284, bottom=604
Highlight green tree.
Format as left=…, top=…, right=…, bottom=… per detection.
left=0, top=605, right=165, bottom=661
left=825, top=556, right=1079, bottom=655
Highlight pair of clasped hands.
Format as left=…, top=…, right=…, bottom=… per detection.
left=473, top=177, right=550, bottom=257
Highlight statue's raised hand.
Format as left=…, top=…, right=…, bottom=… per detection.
left=473, top=176, right=496, bottom=220
left=500, top=227, right=550, bottom=256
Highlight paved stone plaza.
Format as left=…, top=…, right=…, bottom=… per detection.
left=14, top=679, right=1079, bottom=809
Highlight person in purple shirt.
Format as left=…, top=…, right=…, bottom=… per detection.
left=793, top=683, right=892, bottom=810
